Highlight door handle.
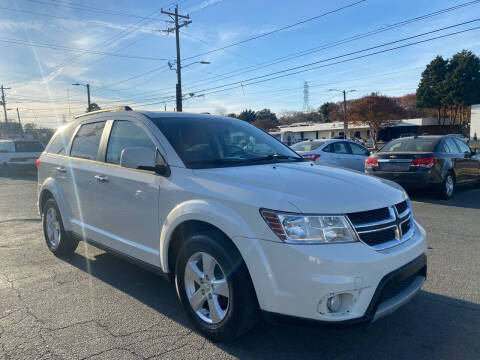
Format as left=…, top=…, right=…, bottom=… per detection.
left=94, top=174, right=108, bottom=182
left=55, top=166, right=66, bottom=173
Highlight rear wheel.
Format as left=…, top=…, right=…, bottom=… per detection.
left=1, top=163, right=9, bottom=177
left=42, top=198, right=78, bottom=256
left=439, top=172, right=455, bottom=199
left=174, top=231, right=258, bottom=341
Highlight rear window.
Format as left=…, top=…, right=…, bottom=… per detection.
left=46, top=124, right=76, bottom=155
left=291, top=141, right=324, bottom=152
left=14, top=141, right=44, bottom=153
left=380, top=138, right=437, bottom=153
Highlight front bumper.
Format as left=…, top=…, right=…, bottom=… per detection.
left=234, top=220, right=427, bottom=323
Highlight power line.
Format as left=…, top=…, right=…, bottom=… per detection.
left=0, top=37, right=169, bottom=61
left=181, top=0, right=367, bottom=61
left=185, top=19, right=480, bottom=97
left=131, top=22, right=480, bottom=107
left=180, top=0, right=480, bottom=91
left=110, top=0, right=479, bottom=101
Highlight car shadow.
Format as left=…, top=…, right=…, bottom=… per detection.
left=0, top=172, right=37, bottom=181
left=61, top=248, right=479, bottom=359
left=408, top=185, right=480, bottom=210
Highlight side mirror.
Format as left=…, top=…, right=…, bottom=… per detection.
left=120, top=147, right=170, bottom=176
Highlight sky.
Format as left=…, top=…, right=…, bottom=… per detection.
left=1, top=0, right=480, bottom=128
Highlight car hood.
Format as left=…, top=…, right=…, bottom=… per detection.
left=192, top=161, right=407, bottom=214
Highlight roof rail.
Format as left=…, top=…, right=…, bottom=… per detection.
left=73, top=106, right=133, bottom=119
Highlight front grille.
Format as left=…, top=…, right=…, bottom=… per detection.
left=396, top=200, right=408, bottom=215
left=347, top=207, right=390, bottom=226
left=348, top=201, right=413, bottom=250
left=401, top=220, right=411, bottom=235
left=359, top=227, right=396, bottom=246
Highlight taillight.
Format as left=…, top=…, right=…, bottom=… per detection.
left=365, top=157, right=379, bottom=170
left=36, top=158, right=41, bottom=169
left=302, top=153, right=321, bottom=162
left=411, top=157, right=436, bottom=168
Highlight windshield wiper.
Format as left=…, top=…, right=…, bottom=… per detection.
left=247, top=154, right=304, bottom=163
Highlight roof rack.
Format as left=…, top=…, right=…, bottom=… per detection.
left=73, top=106, right=133, bottom=119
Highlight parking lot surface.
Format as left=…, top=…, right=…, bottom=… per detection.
left=0, top=175, right=479, bottom=360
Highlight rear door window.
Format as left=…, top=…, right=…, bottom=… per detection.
left=70, top=122, right=106, bottom=160
left=106, top=121, right=156, bottom=165
left=348, top=142, right=369, bottom=155
left=14, top=141, right=44, bottom=152
left=332, top=142, right=350, bottom=154
left=444, top=138, right=460, bottom=154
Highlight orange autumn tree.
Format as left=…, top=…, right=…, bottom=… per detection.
left=348, top=93, right=406, bottom=149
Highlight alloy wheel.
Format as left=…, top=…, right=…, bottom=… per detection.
left=45, top=207, right=61, bottom=249
left=184, top=252, right=230, bottom=324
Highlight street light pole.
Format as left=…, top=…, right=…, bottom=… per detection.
left=72, top=83, right=91, bottom=111
left=328, top=89, right=355, bottom=139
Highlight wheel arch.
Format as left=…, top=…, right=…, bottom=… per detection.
left=38, top=177, right=72, bottom=231
left=160, top=199, right=257, bottom=274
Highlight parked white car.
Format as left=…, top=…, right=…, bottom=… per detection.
left=37, top=109, right=426, bottom=340
left=0, top=139, right=44, bottom=175
left=291, top=139, right=370, bottom=171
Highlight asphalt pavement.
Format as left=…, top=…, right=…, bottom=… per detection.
left=0, top=175, right=479, bottom=360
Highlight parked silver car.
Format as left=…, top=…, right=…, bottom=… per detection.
left=291, top=139, right=370, bottom=171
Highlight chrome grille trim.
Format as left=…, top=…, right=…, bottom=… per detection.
left=349, top=200, right=415, bottom=251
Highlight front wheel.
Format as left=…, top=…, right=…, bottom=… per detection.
left=439, top=172, right=455, bottom=200
left=174, top=232, right=258, bottom=341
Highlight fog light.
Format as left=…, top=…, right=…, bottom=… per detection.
left=327, top=294, right=342, bottom=312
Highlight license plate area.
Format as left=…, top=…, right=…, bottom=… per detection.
left=379, top=160, right=411, bottom=171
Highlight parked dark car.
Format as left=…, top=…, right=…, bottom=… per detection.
left=365, top=135, right=480, bottom=199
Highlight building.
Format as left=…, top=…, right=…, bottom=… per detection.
left=272, top=118, right=463, bottom=144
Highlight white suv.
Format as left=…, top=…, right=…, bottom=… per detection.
left=37, top=109, right=427, bottom=340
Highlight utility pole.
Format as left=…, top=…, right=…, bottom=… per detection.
left=329, top=89, right=355, bottom=139
left=16, top=107, right=21, bottom=127
left=161, top=5, right=191, bottom=112
left=72, top=83, right=91, bottom=111
left=1, top=85, right=11, bottom=124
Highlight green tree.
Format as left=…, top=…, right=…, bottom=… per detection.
left=238, top=109, right=256, bottom=123
left=416, top=55, right=448, bottom=124
left=226, top=113, right=237, bottom=118
left=255, top=108, right=278, bottom=125
left=87, top=103, right=101, bottom=112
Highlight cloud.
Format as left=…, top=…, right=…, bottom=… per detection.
left=0, top=20, right=44, bottom=32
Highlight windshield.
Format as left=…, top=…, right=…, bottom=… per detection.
left=380, top=138, right=437, bottom=153
left=151, top=116, right=303, bottom=169
left=14, top=141, right=44, bottom=152
left=290, top=141, right=324, bottom=152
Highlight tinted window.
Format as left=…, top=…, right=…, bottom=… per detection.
left=14, top=141, right=44, bottom=152
left=151, top=116, right=301, bottom=169
left=454, top=139, right=471, bottom=154
left=444, top=138, right=460, bottom=154
left=291, top=141, right=324, bottom=152
left=70, top=122, right=105, bottom=160
left=332, top=142, right=350, bottom=154
left=380, top=138, right=437, bottom=152
left=0, top=142, right=11, bottom=153
left=348, top=142, right=369, bottom=155
left=106, top=121, right=156, bottom=164
left=322, top=144, right=333, bottom=152
left=46, top=124, right=76, bottom=155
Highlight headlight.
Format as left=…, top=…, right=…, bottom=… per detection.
left=260, top=209, right=359, bottom=244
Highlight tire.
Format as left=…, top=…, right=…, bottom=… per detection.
left=42, top=198, right=78, bottom=256
left=439, top=172, right=455, bottom=200
left=174, top=231, right=259, bottom=341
